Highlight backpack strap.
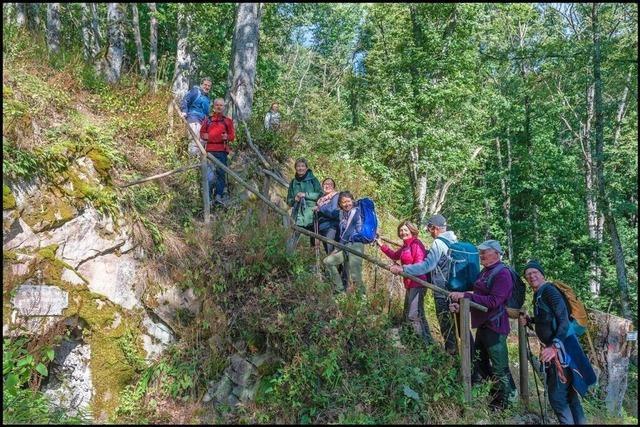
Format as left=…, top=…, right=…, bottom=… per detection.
left=485, top=263, right=507, bottom=290
left=482, top=263, right=508, bottom=329
left=436, top=236, right=451, bottom=248
left=433, top=237, right=452, bottom=284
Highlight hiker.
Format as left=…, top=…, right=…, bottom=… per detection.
left=286, top=158, right=322, bottom=246
left=200, top=98, right=235, bottom=206
left=179, top=77, right=212, bottom=156
left=323, top=191, right=365, bottom=295
left=314, top=178, right=340, bottom=254
left=264, top=102, right=281, bottom=130
left=376, top=221, right=434, bottom=347
left=448, top=239, right=517, bottom=410
left=389, top=214, right=460, bottom=355
left=519, top=260, right=592, bottom=424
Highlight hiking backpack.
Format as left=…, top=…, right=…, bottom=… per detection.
left=437, top=237, right=480, bottom=292
left=349, top=198, right=378, bottom=244
left=486, top=263, right=526, bottom=310
left=535, top=281, right=588, bottom=337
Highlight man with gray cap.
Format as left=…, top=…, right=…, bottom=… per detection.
left=389, top=214, right=461, bottom=355
left=448, top=239, right=516, bottom=410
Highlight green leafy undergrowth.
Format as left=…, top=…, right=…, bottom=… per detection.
left=3, top=336, right=89, bottom=424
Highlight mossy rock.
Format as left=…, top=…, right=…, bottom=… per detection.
left=86, top=149, right=112, bottom=177
left=3, top=184, right=17, bottom=210
left=20, top=190, right=77, bottom=233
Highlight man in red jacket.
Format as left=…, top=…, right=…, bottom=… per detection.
left=200, top=98, right=235, bottom=205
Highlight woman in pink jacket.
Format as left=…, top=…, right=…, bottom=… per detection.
left=376, top=221, right=434, bottom=347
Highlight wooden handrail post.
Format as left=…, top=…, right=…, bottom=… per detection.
left=518, top=318, right=529, bottom=408
left=460, top=298, right=472, bottom=404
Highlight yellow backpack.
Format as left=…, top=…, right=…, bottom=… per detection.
left=552, top=280, right=588, bottom=333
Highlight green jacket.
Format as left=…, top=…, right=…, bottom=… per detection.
left=287, top=170, right=322, bottom=227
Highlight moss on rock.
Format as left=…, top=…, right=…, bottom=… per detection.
left=86, top=148, right=112, bottom=177
left=20, top=190, right=77, bottom=232
left=3, top=184, right=16, bottom=210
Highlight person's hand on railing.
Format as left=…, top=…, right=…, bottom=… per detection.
left=518, top=312, right=531, bottom=327
left=449, top=302, right=460, bottom=313
left=448, top=291, right=465, bottom=302
left=389, top=264, right=403, bottom=274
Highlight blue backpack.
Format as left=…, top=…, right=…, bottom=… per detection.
left=437, top=237, right=480, bottom=292
left=350, top=198, right=378, bottom=244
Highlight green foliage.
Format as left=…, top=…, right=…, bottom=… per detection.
left=2, top=142, right=39, bottom=179
left=117, top=330, right=147, bottom=373
left=2, top=337, right=87, bottom=424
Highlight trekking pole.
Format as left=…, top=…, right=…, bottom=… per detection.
left=541, top=360, right=549, bottom=423
left=448, top=294, right=462, bottom=356
left=313, top=212, right=322, bottom=280
left=524, top=325, right=546, bottom=425
left=286, top=200, right=301, bottom=253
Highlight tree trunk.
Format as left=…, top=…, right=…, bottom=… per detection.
left=591, top=3, right=631, bottom=320
left=148, top=3, right=158, bottom=89
left=28, top=3, right=40, bottom=32
left=408, top=145, right=428, bottom=226
left=172, top=5, right=192, bottom=101
left=423, top=147, right=482, bottom=222
left=579, top=83, right=604, bottom=296
left=588, top=308, right=635, bottom=417
left=496, top=135, right=514, bottom=265
left=130, top=3, right=147, bottom=78
left=90, top=3, right=102, bottom=44
left=226, top=3, right=261, bottom=122
left=46, top=3, right=61, bottom=54
left=16, top=2, right=26, bottom=27
left=104, top=3, right=125, bottom=84
left=80, top=3, right=99, bottom=62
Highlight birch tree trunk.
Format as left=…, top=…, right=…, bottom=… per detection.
left=226, top=3, right=261, bottom=122
left=104, top=3, right=125, bottom=84
left=591, top=3, right=631, bottom=320
left=148, top=3, right=158, bottom=89
left=46, top=3, right=61, bottom=54
left=581, top=84, right=604, bottom=296
left=496, top=135, right=514, bottom=265
left=16, top=3, right=26, bottom=27
left=81, top=3, right=95, bottom=61
left=408, top=145, right=428, bottom=226
left=172, top=5, right=191, bottom=101
left=130, top=3, right=147, bottom=78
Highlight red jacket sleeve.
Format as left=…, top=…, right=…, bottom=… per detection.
left=380, top=244, right=402, bottom=261
left=226, top=118, right=235, bottom=142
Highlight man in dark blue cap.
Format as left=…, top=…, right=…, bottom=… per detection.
left=519, top=260, right=593, bottom=424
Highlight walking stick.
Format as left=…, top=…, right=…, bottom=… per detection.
left=525, top=324, right=546, bottom=424
left=313, top=212, right=322, bottom=280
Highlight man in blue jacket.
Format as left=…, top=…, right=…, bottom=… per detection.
left=180, top=77, right=212, bottom=155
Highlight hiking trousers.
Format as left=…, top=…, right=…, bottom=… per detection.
left=323, top=242, right=364, bottom=294
left=473, top=327, right=516, bottom=409
left=404, top=287, right=433, bottom=347
left=433, top=288, right=459, bottom=354
left=547, top=361, right=586, bottom=424
left=207, top=151, right=228, bottom=200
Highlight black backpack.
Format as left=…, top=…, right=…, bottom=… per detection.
left=486, top=263, right=526, bottom=310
